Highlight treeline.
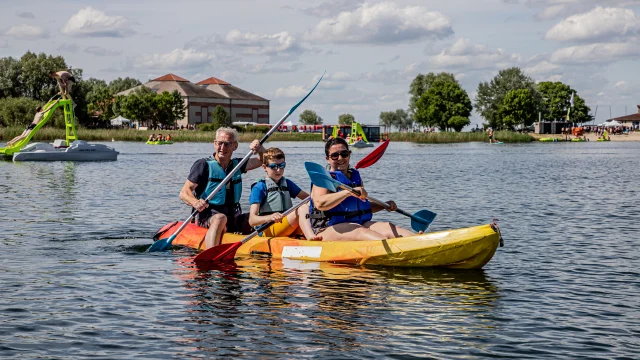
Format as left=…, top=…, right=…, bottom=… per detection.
left=0, top=51, right=185, bottom=129
left=378, top=67, right=592, bottom=132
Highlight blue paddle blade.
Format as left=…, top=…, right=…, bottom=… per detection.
left=304, top=162, right=330, bottom=177
left=147, top=234, right=175, bottom=252
left=410, top=210, right=437, bottom=232
left=307, top=170, right=339, bottom=192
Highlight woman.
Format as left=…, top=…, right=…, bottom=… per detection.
left=308, top=138, right=415, bottom=241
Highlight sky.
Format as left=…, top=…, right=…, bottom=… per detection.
left=1, top=0, right=640, bottom=126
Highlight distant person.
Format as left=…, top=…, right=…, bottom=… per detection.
left=8, top=106, right=45, bottom=146
left=488, top=128, right=495, bottom=143
left=166, top=134, right=172, bottom=141
left=157, top=134, right=164, bottom=141
left=49, top=71, right=75, bottom=96
left=148, top=134, right=156, bottom=142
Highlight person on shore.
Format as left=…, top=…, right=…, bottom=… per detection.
left=307, top=137, right=416, bottom=241
left=248, top=147, right=319, bottom=240
left=179, top=127, right=265, bottom=249
left=8, top=106, right=45, bottom=147
left=49, top=71, right=75, bottom=96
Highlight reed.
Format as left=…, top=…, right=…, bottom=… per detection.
left=388, top=131, right=533, bottom=143
left=0, top=127, right=323, bottom=142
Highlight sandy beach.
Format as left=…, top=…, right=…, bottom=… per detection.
left=530, top=132, right=640, bottom=142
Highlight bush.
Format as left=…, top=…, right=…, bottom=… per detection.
left=0, top=97, right=48, bottom=127
left=197, top=123, right=216, bottom=131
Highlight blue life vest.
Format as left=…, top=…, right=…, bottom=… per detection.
left=308, top=168, right=372, bottom=227
left=251, top=177, right=293, bottom=215
left=199, top=157, right=242, bottom=207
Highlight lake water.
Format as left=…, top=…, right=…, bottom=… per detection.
left=1, top=140, right=638, bottom=358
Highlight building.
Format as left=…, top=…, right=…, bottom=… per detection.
left=117, top=74, right=269, bottom=128
left=606, top=105, right=640, bottom=127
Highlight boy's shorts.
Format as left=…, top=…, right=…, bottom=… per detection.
left=260, top=215, right=298, bottom=237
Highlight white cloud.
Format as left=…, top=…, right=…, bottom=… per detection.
left=5, top=24, right=47, bottom=39
left=300, top=0, right=364, bottom=18
left=305, top=2, right=453, bottom=44
left=85, top=46, right=123, bottom=57
left=524, top=60, right=560, bottom=75
left=428, top=38, right=521, bottom=70
left=61, top=7, right=134, bottom=37
left=550, top=42, right=640, bottom=64
left=57, top=43, right=79, bottom=53
left=137, top=48, right=214, bottom=70
left=504, top=0, right=639, bottom=20
left=223, top=30, right=304, bottom=57
left=546, top=7, right=640, bottom=42
left=275, top=85, right=308, bottom=98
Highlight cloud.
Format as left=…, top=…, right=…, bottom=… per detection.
left=550, top=42, right=640, bottom=64
left=17, top=11, right=35, bottom=19
left=238, top=62, right=304, bottom=74
left=305, top=2, right=453, bottom=44
left=300, top=0, right=364, bottom=18
left=524, top=60, right=560, bottom=75
left=275, top=85, right=309, bottom=98
left=504, top=0, right=639, bottom=20
left=61, top=7, right=135, bottom=37
left=84, top=46, right=123, bottom=56
left=57, top=43, right=79, bottom=53
left=546, top=7, right=640, bottom=42
left=136, top=48, right=214, bottom=70
left=427, top=38, right=521, bottom=70
left=4, top=24, right=48, bottom=39
left=187, top=30, right=308, bottom=60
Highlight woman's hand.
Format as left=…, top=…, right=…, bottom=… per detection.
left=385, top=200, right=398, bottom=211
left=351, top=187, right=368, bottom=201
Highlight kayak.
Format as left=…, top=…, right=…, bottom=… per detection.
left=539, top=138, right=556, bottom=142
left=492, top=141, right=503, bottom=145
left=597, top=138, right=611, bottom=142
left=571, top=138, right=586, bottom=142
left=153, top=221, right=503, bottom=269
left=146, top=140, right=174, bottom=145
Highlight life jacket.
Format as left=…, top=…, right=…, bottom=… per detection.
left=252, top=177, right=293, bottom=215
left=199, top=157, right=242, bottom=207
left=308, top=168, right=372, bottom=228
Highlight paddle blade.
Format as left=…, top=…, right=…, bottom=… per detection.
left=355, top=139, right=389, bottom=169
left=307, top=170, right=340, bottom=192
left=147, top=234, right=175, bottom=252
left=410, top=210, right=437, bottom=232
left=194, top=242, right=242, bottom=263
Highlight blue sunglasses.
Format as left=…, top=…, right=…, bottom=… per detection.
left=267, top=162, right=286, bottom=170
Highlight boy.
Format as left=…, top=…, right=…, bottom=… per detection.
left=248, top=148, right=319, bottom=240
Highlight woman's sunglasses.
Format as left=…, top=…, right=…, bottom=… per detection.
left=267, top=162, right=286, bottom=170
left=328, top=150, right=351, bottom=160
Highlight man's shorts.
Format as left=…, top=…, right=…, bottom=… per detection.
left=259, top=215, right=298, bottom=238
left=196, top=209, right=252, bottom=235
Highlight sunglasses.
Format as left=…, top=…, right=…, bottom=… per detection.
left=214, top=140, right=235, bottom=147
left=328, top=150, right=351, bottom=160
left=267, top=162, right=286, bottom=170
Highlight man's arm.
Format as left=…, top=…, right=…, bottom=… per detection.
left=245, top=139, right=265, bottom=171
left=179, top=180, right=208, bottom=212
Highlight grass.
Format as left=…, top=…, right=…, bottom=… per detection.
left=388, top=131, right=534, bottom=143
left=0, top=127, right=323, bottom=142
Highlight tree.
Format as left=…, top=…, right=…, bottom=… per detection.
left=537, top=81, right=592, bottom=123
left=379, top=111, right=395, bottom=133
left=448, top=116, right=471, bottom=132
left=299, top=109, right=323, bottom=125
left=109, top=77, right=142, bottom=94
left=475, top=67, right=541, bottom=129
left=0, top=97, right=45, bottom=127
left=414, top=81, right=472, bottom=131
left=338, top=113, right=355, bottom=125
left=409, top=72, right=457, bottom=115
left=500, top=88, right=537, bottom=129
left=19, top=51, right=68, bottom=101
left=394, top=109, right=413, bottom=131
left=0, top=57, right=22, bottom=98
left=87, top=86, right=115, bottom=124
left=211, top=105, right=231, bottom=129
left=114, top=87, right=185, bottom=127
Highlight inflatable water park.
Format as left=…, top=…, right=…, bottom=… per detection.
left=0, top=95, right=119, bottom=162
left=332, top=121, right=374, bottom=148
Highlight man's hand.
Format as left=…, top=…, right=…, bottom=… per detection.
left=192, top=199, right=209, bottom=212
left=270, top=212, right=284, bottom=223
left=250, top=139, right=264, bottom=154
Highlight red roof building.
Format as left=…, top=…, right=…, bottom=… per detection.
left=117, top=73, right=270, bottom=127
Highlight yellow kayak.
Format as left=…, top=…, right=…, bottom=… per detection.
left=153, top=221, right=503, bottom=269
left=146, top=140, right=174, bottom=145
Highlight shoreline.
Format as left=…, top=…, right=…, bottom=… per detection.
left=529, top=132, right=640, bottom=142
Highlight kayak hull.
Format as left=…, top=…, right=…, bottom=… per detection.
left=153, top=222, right=502, bottom=269
left=146, top=140, right=174, bottom=145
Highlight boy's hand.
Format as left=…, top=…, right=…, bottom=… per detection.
left=270, top=212, right=284, bottom=223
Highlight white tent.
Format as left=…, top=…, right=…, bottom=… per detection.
left=110, top=115, right=131, bottom=126
left=603, top=120, right=623, bottom=127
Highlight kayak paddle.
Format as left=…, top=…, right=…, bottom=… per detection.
left=147, top=72, right=325, bottom=252
left=304, top=162, right=436, bottom=232
left=194, top=197, right=312, bottom=263
left=193, top=140, right=390, bottom=263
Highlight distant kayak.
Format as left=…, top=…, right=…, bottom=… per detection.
left=146, top=140, right=174, bottom=145
left=571, top=138, right=586, bottom=142
left=539, top=138, right=556, bottom=142
left=492, top=141, right=503, bottom=145
left=597, top=138, right=611, bottom=142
